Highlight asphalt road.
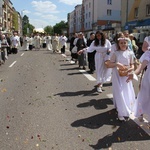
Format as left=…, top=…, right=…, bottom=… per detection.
left=0, top=48, right=150, bottom=150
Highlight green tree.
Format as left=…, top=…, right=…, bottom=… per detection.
left=44, top=25, right=53, bottom=35
left=22, top=15, right=34, bottom=35
left=12, top=11, right=18, bottom=31
left=53, top=21, right=68, bottom=35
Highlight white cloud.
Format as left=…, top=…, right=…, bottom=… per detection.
left=22, top=10, right=31, bottom=14
left=31, top=1, right=59, bottom=13
left=30, top=18, right=49, bottom=28
left=59, top=0, right=82, bottom=5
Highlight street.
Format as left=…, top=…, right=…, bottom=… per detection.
left=0, top=48, right=150, bottom=150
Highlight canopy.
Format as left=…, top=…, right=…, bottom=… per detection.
left=33, top=28, right=45, bottom=33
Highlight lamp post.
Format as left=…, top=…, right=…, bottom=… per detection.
left=21, top=10, right=25, bottom=36
left=126, top=0, right=129, bottom=24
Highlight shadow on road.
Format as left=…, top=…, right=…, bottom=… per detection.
left=77, top=98, right=113, bottom=110
left=54, top=87, right=99, bottom=97
left=71, top=109, right=150, bottom=149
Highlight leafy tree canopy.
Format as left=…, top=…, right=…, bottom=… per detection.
left=53, top=21, right=68, bottom=35
left=44, top=25, right=53, bottom=35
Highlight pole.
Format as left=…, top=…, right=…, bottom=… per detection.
left=126, top=0, right=128, bottom=23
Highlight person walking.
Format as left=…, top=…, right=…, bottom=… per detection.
left=133, top=47, right=150, bottom=124
left=60, top=34, right=67, bottom=54
left=10, top=31, right=20, bottom=54
left=78, top=31, right=112, bottom=93
left=108, top=37, right=135, bottom=121
left=142, top=33, right=150, bottom=52
left=76, top=32, right=87, bottom=70
left=46, top=34, right=52, bottom=51
left=87, top=32, right=95, bottom=74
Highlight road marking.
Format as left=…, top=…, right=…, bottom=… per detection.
left=79, top=70, right=96, bottom=81
left=21, top=53, right=24, bottom=56
left=61, top=54, right=67, bottom=58
left=9, top=61, right=17, bottom=68
left=106, top=94, right=113, bottom=99
left=70, top=60, right=75, bottom=64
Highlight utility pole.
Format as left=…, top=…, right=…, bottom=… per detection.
left=126, top=0, right=129, bottom=23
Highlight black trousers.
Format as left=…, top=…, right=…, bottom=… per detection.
left=1, top=50, right=5, bottom=62
left=29, top=45, right=33, bottom=50
left=61, top=45, right=65, bottom=54
left=88, top=51, right=96, bottom=71
left=12, top=48, right=18, bottom=54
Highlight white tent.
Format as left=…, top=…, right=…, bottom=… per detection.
left=33, top=28, right=45, bottom=33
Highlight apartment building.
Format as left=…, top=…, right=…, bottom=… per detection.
left=68, top=0, right=121, bottom=38
left=0, top=0, right=22, bottom=34
left=122, top=0, right=150, bottom=33
left=0, top=0, right=14, bottom=32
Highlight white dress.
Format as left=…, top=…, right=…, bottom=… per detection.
left=110, top=49, right=135, bottom=117
left=134, top=50, right=150, bottom=118
left=87, top=39, right=112, bottom=84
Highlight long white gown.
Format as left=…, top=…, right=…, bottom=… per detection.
left=110, top=49, right=135, bottom=117
left=87, top=39, right=112, bottom=84
left=134, top=50, right=150, bottom=119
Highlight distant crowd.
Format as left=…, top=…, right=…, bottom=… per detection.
left=0, top=31, right=68, bottom=65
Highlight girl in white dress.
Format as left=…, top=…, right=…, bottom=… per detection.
left=133, top=47, right=150, bottom=123
left=78, top=31, right=112, bottom=93
left=108, top=38, right=135, bottom=121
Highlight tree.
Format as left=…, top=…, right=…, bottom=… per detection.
left=53, top=21, right=68, bottom=35
left=44, top=25, right=53, bottom=35
left=12, top=11, right=18, bottom=31
left=22, top=15, right=34, bottom=35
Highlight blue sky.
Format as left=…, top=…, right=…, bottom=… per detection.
left=11, top=0, right=82, bottom=29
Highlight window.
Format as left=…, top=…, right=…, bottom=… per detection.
left=89, top=12, right=91, bottom=18
left=146, top=4, right=150, bottom=16
left=86, top=23, right=87, bottom=28
left=107, top=0, right=112, bottom=5
left=134, top=7, right=138, bottom=18
left=89, top=2, right=91, bottom=8
left=107, top=9, right=112, bottom=16
left=89, top=22, right=91, bottom=28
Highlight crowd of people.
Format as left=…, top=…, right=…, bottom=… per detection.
left=69, top=30, right=150, bottom=123
left=0, top=31, right=68, bottom=65
left=1, top=29, right=150, bottom=123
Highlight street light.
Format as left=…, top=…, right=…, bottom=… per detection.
left=21, top=10, right=25, bottom=36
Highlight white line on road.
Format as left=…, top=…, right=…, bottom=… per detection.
left=61, top=54, right=67, bottom=58
left=79, top=70, right=96, bottom=81
left=9, top=61, right=17, bottom=68
left=106, top=94, right=113, bottom=99
left=21, top=53, right=24, bottom=56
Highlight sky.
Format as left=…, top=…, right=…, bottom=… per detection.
left=11, top=0, right=82, bottom=29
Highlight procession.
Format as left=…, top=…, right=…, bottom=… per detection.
left=1, top=0, right=150, bottom=149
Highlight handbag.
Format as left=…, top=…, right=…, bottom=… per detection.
left=71, top=46, right=77, bottom=53
left=117, top=67, right=128, bottom=77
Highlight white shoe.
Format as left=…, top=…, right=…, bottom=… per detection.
left=118, top=116, right=125, bottom=121
left=97, top=87, right=102, bottom=93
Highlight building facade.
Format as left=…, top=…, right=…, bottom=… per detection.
left=122, top=0, right=150, bottom=32
left=0, top=0, right=22, bottom=34
left=68, top=0, right=121, bottom=38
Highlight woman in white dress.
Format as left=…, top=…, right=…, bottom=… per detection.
left=108, top=38, right=135, bottom=121
left=78, top=31, right=112, bottom=93
left=133, top=47, right=150, bottom=123
left=142, top=35, right=150, bottom=52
